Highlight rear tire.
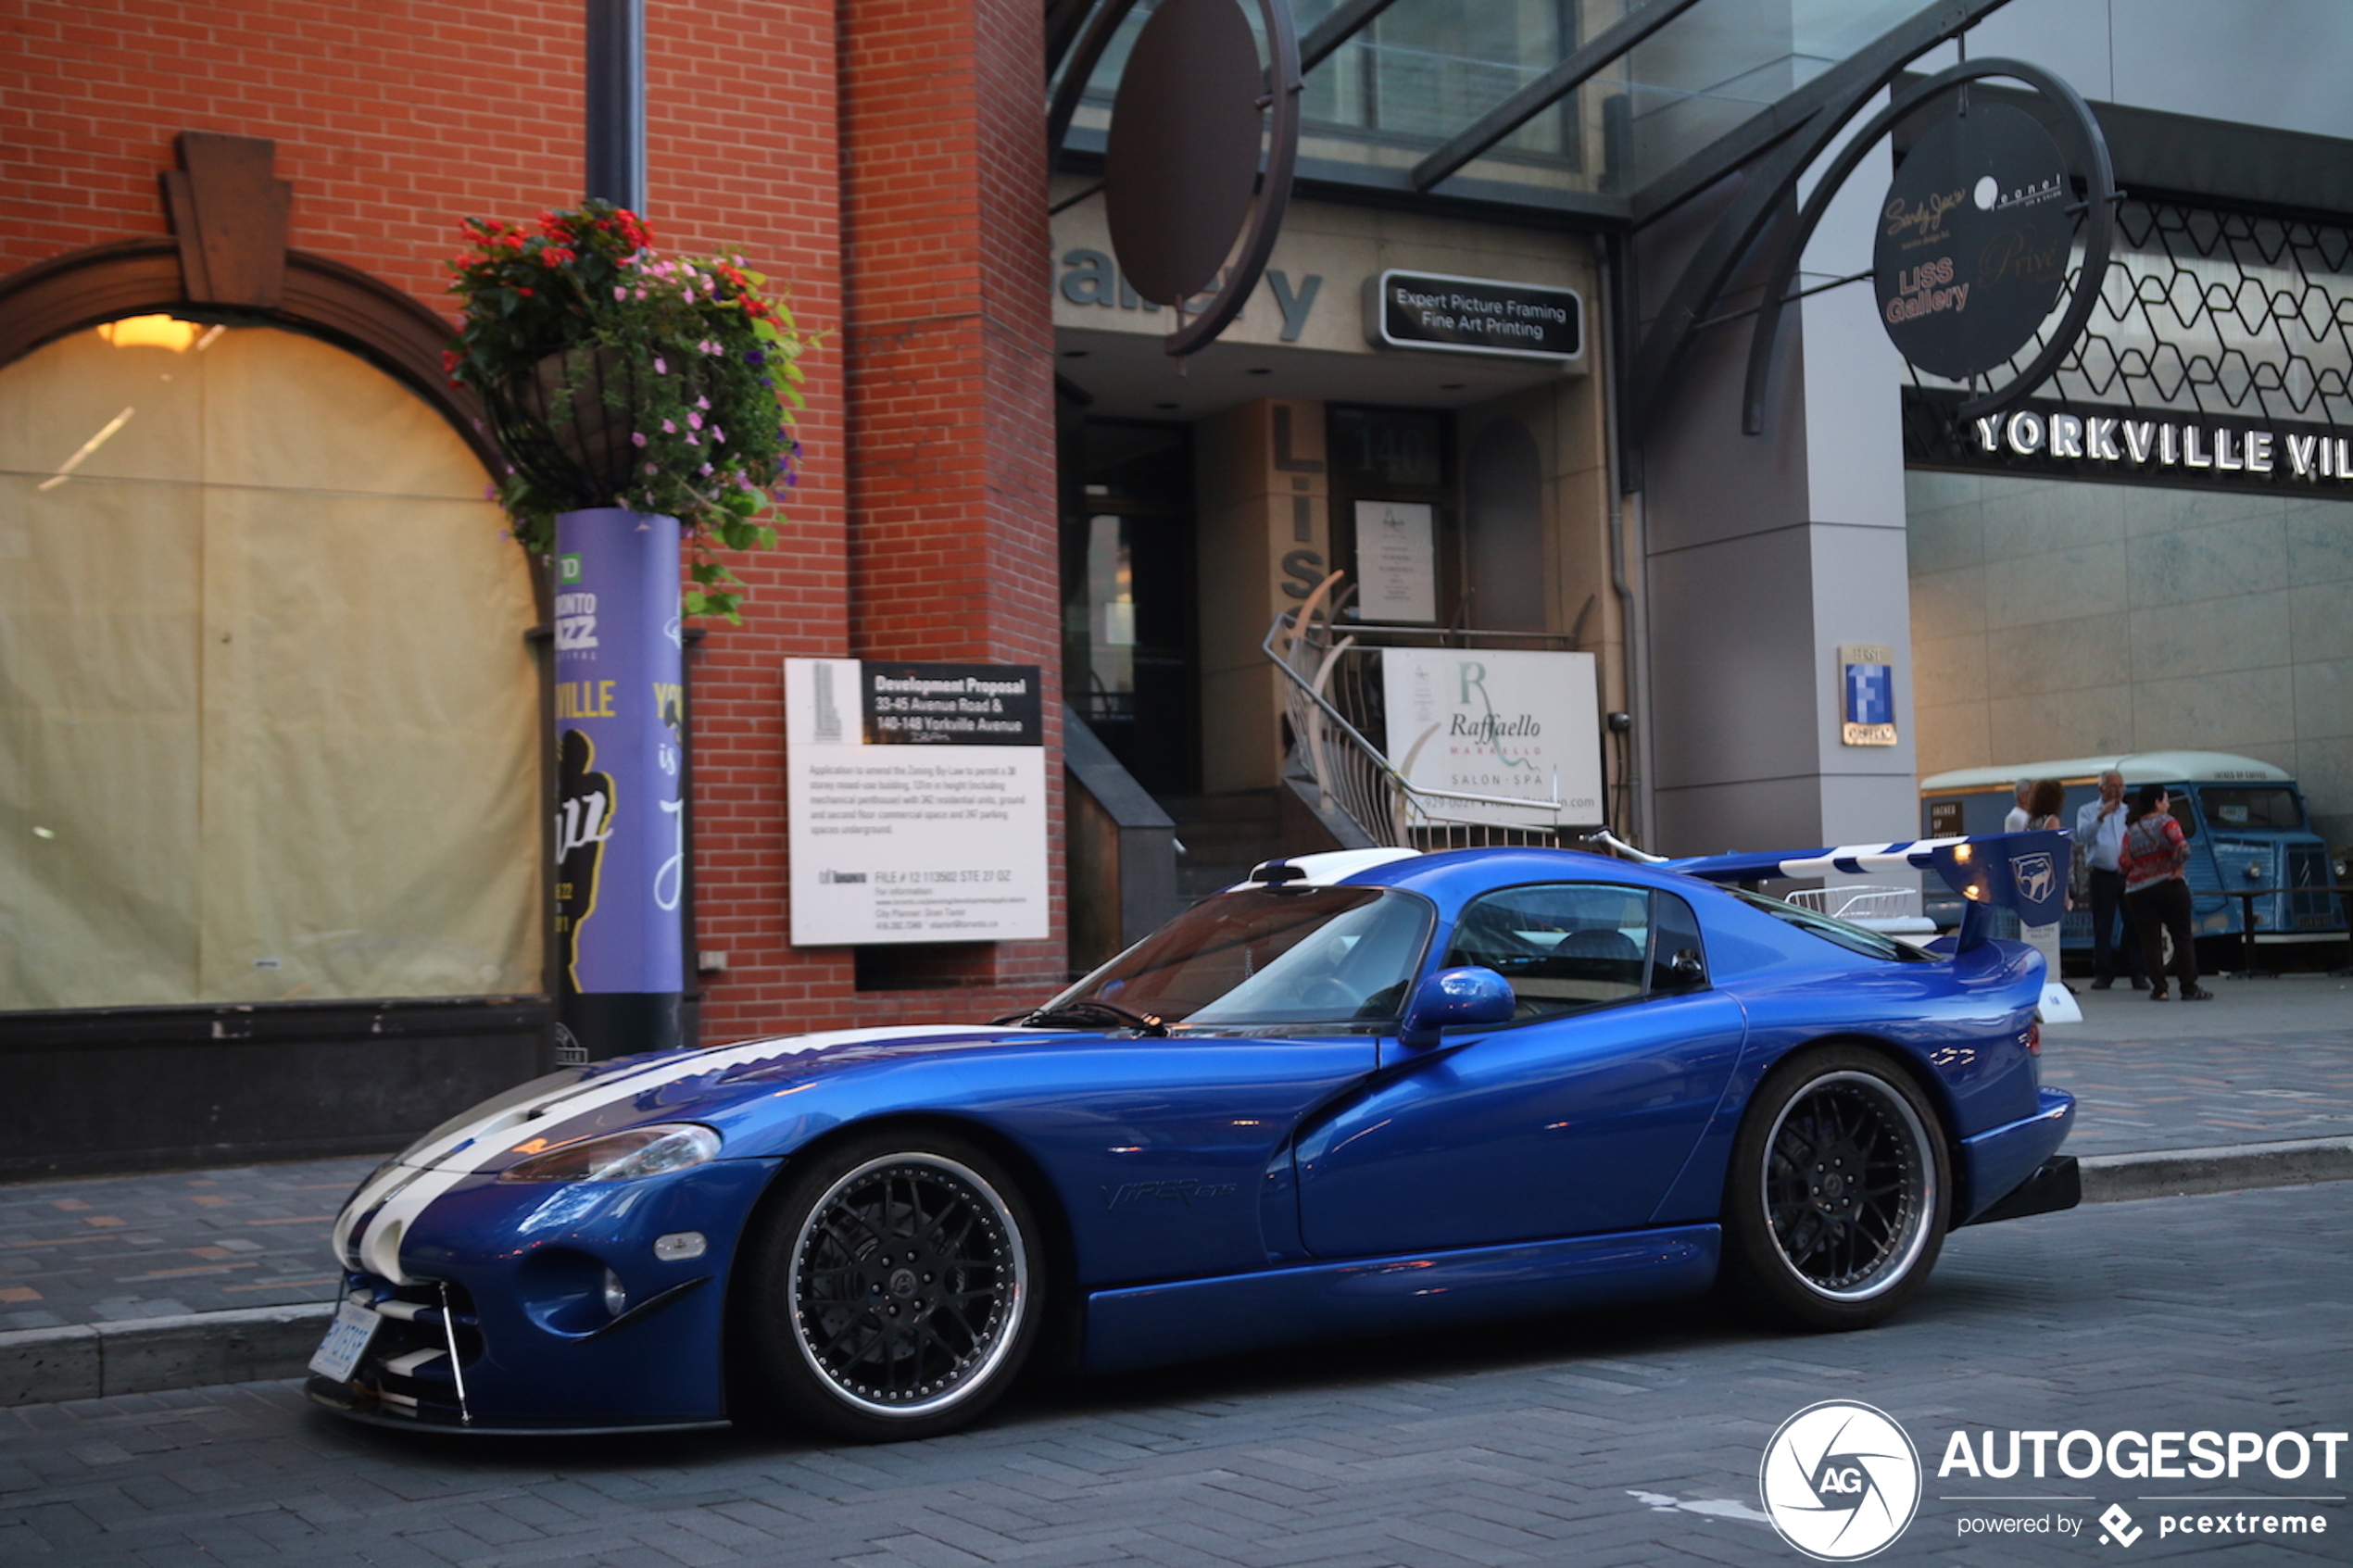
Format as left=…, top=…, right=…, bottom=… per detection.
left=735, top=1129, right=1043, bottom=1440
left=1721, top=1046, right=1949, bottom=1331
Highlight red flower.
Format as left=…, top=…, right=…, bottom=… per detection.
left=441, top=348, right=460, bottom=373
left=517, top=285, right=535, bottom=296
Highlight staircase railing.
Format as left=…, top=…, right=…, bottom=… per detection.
left=1265, top=579, right=1578, bottom=851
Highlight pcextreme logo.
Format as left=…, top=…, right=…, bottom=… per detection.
left=1760, top=1401, right=1924, bottom=1561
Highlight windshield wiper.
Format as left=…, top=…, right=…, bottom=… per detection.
left=1001, top=998, right=1169, bottom=1035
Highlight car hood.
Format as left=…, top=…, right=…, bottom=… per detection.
left=392, top=1023, right=1061, bottom=1175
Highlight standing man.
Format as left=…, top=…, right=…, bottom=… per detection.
left=2004, top=778, right=2032, bottom=832
left=2076, top=769, right=2147, bottom=990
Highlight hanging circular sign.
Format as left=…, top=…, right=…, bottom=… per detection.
left=1873, top=101, right=2073, bottom=381
left=1103, top=0, right=1265, bottom=307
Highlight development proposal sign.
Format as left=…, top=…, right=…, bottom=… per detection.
left=1380, top=648, right=1603, bottom=828
left=786, top=659, right=1049, bottom=946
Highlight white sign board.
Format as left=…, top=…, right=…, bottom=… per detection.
left=1354, top=500, right=1437, bottom=623
left=786, top=659, right=1050, bottom=946
left=1381, top=648, right=1603, bottom=827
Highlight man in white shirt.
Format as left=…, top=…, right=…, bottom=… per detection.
left=2075, top=769, right=2147, bottom=990
left=2003, top=779, right=2032, bottom=833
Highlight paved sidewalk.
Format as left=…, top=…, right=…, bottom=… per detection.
left=0, top=1160, right=380, bottom=1335
left=2037, top=971, right=2353, bottom=1154
left=1, top=975, right=2347, bottom=1336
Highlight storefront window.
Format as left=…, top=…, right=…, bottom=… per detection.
left=0, top=321, right=542, bottom=1010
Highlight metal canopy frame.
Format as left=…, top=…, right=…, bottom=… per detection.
left=1043, top=0, right=2054, bottom=418
left=1407, top=0, right=1705, bottom=193
left=1051, top=0, right=2020, bottom=219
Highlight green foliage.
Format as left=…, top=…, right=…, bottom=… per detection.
left=444, top=201, right=810, bottom=621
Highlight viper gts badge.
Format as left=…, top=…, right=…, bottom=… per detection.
left=1101, top=1179, right=1239, bottom=1210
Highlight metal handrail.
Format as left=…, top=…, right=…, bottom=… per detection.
left=1265, top=601, right=1565, bottom=847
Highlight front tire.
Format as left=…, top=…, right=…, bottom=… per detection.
left=1721, top=1046, right=1949, bottom=1331
left=736, top=1130, right=1043, bottom=1440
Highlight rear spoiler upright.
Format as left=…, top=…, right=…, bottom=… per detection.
left=1661, top=831, right=2070, bottom=954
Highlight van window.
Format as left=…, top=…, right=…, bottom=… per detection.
left=2200, top=786, right=2302, bottom=831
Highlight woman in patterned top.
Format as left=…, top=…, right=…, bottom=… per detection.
left=2120, top=783, right=2211, bottom=1001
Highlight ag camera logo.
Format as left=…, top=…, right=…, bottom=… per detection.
left=1761, top=1401, right=1923, bottom=1560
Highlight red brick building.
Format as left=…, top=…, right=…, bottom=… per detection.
left=1, top=0, right=1070, bottom=1172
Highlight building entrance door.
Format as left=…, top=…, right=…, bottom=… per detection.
left=1060, top=419, right=1199, bottom=796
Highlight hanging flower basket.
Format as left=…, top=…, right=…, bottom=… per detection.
left=443, top=201, right=809, bottom=620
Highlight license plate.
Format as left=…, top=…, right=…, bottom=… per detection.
left=308, top=1298, right=382, bottom=1383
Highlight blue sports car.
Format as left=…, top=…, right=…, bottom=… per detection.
left=309, top=834, right=2078, bottom=1438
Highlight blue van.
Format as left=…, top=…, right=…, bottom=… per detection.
left=1919, top=751, right=2346, bottom=964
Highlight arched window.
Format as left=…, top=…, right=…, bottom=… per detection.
left=1, top=318, right=541, bottom=1009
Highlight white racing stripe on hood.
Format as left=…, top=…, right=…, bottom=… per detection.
left=342, top=1024, right=1019, bottom=1284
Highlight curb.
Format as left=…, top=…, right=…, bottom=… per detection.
left=0, top=1302, right=330, bottom=1408
left=2078, top=1135, right=2353, bottom=1203
left=4, top=1140, right=2349, bottom=1411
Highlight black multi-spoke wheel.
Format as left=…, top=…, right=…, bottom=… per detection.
left=1722, top=1047, right=1949, bottom=1331
left=736, top=1132, right=1042, bottom=1439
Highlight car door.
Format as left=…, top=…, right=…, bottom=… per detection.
left=1292, top=882, right=1747, bottom=1258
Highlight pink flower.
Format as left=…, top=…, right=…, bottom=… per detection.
left=700, top=463, right=713, bottom=476
left=695, top=395, right=711, bottom=410
left=686, top=411, right=703, bottom=430
left=644, top=462, right=657, bottom=475
left=612, top=285, right=626, bottom=301
left=686, top=433, right=699, bottom=446
left=661, top=419, right=676, bottom=433
left=631, top=432, right=648, bottom=447
left=711, top=426, right=726, bottom=444
left=653, top=357, right=667, bottom=374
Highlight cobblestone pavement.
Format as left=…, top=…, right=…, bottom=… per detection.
left=2, top=1182, right=2347, bottom=1566
left=2038, top=973, right=2353, bottom=1155
left=0, top=1159, right=381, bottom=1332
left=3, top=977, right=2347, bottom=1334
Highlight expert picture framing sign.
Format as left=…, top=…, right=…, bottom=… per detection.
left=785, top=659, right=1050, bottom=947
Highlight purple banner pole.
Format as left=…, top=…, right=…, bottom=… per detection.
left=551, top=507, right=685, bottom=1060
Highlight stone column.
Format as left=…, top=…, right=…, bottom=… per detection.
left=1636, top=133, right=1919, bottom=859
left=1194, top=398, right=1330, bottom=793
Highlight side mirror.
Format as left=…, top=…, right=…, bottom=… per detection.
left=1665, top=948, right=1706, bottom=989
left=1399, top=966, right=1516, bottom=1047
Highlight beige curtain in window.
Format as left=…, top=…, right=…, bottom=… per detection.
left=0, top=322, right=541, bottom=1009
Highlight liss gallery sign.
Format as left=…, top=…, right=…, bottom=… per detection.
left=785, top=659, right=1050, bottom=946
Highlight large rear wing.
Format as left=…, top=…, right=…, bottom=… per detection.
left=1662, top=831, right=2069, bottom=954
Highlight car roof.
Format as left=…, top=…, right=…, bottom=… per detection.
left=1326, top=845, right=1705, bottom=903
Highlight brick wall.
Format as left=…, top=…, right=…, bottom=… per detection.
left=836, top=0, right=1066, bottom=997
left=1, top=0, right=1065, bottom=1041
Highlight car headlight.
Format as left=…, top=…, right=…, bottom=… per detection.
left=498, top=1123, right=722, bottom=1184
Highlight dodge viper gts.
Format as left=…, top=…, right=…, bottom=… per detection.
left=309, top=833, right=2078, bottom=1437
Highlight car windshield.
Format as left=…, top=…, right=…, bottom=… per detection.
left=2200, top=786, right=2302, bottom=831
left=1048, top=886, right=1434, bottom=1029
left=1732, top=889, right=1933, bottom=963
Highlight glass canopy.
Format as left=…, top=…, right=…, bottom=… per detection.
left=1057, top=0, right=1956, bottom=219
